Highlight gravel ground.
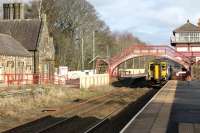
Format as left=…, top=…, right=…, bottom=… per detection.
left=0, top=84, right=112, bottom=132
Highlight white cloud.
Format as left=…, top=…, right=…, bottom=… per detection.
left=88, top=0, right=200, bottom=44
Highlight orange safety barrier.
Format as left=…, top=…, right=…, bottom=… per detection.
left=0, top=74, right=80, bottom=87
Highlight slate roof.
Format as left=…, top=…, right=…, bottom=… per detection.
left=174, top=20, right=200, bottom=33
left=0, top=19, right=41, bottom=51
left=0, top=34, right=31, bottom=57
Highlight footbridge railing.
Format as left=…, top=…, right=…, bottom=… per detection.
left=99, top=45, right=191, bottom=76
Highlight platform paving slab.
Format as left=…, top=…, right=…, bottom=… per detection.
left=121, top=80, right=200, bottom=133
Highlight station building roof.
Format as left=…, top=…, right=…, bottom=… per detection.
left=0, top=19, right=41, bottom=51
left=0, top=33, right=31, bottom=57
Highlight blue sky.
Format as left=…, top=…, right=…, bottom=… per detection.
left=1, top=0, right=200, bottom=45
left=88, top=0, right=200, bottom=45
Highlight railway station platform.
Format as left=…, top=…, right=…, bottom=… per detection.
left=121, top=80, right=200, bottom=133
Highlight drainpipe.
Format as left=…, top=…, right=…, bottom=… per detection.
left=15, top=56, right=17, bottom=79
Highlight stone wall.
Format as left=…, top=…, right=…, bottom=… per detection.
left=0, top=55, right=33, bottom=74
left=37, top=15, right=55, bottom=77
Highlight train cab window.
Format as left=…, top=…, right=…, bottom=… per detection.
left=150, top=64, right=154, bottom=71
left=162, top=65, right=166, bottom=70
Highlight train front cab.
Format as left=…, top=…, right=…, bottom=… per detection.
left=148, top=62, right=160, bottom=82
left=148, top=61, right=168, bottom=84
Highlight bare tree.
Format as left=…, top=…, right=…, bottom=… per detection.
left=40, top=0, right=145, bottom=70
left=25, top=0, right=40, bottom=19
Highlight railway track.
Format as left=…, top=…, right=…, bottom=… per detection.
left=33, top=92, right=136, bottom=133
left=82, top=87, right=160, bottom=133
left=83, top=105, right=122, bottom=133
left=4, top=89, right=134, bottom=133
left=83, top=82, right=167, bottom=133
left=3, top=78, right=166, bottom=133
left=4, top=76, right=166, bottom=133
left=4, top=93, right=155, bottom=133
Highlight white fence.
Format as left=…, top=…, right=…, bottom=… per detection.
left=80, top=74, right=109, bottom=89
left=119, top=69, right=145, bottom=75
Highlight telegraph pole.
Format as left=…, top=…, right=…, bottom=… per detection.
left=92, top=31, right=96, bottom=74
left=106, top=45, right=110, bottom=58
left=76, top=36, right=84, bottom=71
left=81, top=37, right=84, bottom=71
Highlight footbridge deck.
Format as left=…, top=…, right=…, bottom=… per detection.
left=121, top=80, right=200, bottom=133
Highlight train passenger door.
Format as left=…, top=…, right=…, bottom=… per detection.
left=154, top=64, right=160, bottom=81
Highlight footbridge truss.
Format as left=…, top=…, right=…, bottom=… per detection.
left=97, top=45, right=191, bottom=77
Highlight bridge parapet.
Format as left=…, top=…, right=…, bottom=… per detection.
left=110, top=45, right=189, bottom=63
left=108, top=45, right=190, bottom=76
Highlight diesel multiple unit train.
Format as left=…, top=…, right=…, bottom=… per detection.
left=117, top=59, right=186, bottom=86
left=148, top=60, right=172, bottom=84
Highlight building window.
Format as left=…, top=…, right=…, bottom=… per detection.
left=26, top=65, right=32, bottom=71
left=44, top=64, right=49, bottom=73
left=191, top=47, right=200, bottom=52
left=7, top=61, right=14, bottom=68
left=176, top=32, right=200, bottom=43
left=177, top=47, right=188, bottom=52
left=18, top=62, right=24, bottom=67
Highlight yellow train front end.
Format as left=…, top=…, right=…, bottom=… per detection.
left=148, top=61, right=168, bottom=85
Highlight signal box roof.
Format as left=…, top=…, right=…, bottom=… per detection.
left=173, top=20, right=200, bottom=33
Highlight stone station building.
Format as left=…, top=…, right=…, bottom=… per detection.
left=0, top=33, right=33, bottom=82
left=0, top=1, right=55, bottom=83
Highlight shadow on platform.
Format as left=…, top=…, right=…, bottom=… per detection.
left=167, top=80, right=200, bottom=133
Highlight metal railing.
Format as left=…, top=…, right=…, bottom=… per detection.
left=107, top=45, right=191, bottom=76
left=0, top=74, right=80, bottom=87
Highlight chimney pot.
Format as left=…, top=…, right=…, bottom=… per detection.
left=3, top=2, right=24, bottom=20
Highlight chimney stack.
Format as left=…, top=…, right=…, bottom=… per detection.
left=3, top=2, right=24, bottom=20
left=198, top=19, right=200, bottom=27
left=13, top=3, right=24, bottom=19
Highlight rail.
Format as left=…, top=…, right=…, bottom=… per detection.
left=120, top=81, right=170, bottom=133
left=5, top=89, right=134, bottom=133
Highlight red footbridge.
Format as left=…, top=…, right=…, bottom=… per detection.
left=96, top=45, right=191, bottom=77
